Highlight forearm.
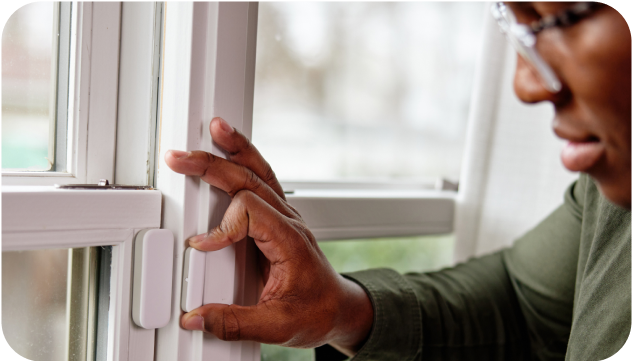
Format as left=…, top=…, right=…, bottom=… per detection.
left=406, top=252, right=530, bottom=350
left=322, top=253, right=534, bottom=361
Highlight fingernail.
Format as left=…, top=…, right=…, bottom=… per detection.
left=183, top=314, right=205, bottom=331
left=170, top=150, right=190, bottom=159
left=188, top=234, right=206, bottom=245
left=217, top=118, right=234, bottom=134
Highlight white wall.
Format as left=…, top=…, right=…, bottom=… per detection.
left=454, top=10, right=578, bottom=262
left=473, top=48, right=577, bottom=257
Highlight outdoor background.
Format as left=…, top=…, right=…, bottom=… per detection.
left=2, top=2, right=54, bottom=171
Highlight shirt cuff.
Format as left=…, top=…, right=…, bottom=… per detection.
left=342, top=268, right=422, bottom=361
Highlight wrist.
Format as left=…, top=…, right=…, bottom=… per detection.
left=328, top=275, right=374, bottom=357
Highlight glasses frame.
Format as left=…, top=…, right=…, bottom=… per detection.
left=491, top=2, right=601, bottom=93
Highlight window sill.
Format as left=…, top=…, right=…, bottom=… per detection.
left=286, top=189, right=455, bottom=240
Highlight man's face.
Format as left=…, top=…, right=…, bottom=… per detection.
left=508, top=2, right=631, bottom=209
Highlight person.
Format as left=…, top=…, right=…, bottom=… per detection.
left=164, top=2, right=631, bottom=360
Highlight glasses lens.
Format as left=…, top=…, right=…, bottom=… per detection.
left=490, top=3, right=562, bottom=92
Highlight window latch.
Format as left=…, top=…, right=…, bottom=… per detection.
left=55, top=179, right=154, bottom=190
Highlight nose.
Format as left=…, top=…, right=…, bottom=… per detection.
left=513, top=55, right=563, bottom=104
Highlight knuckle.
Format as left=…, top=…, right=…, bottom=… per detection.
left=202, top=152, right=218, bottom=177
left=286, top=203, right=302, bottom=218
left=245, top=169, right=262, bottom=192
left=203, top=151, right=217, bottom=165
left=262, top=165, right=277, bottom=183
left=233, top=189, right=254, bottom=203
left=229, top=135, right=253, bottom=157
left=220, top=306, right=241, bottom=341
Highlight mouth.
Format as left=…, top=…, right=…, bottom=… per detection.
left=560, top=136, right=606, bottom=173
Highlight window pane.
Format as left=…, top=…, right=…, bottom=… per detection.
left=320, top=234, right=454, bottom=274
left=261, top=345, right=314, bottom=361
left=253, top=2, right=485, bottom=181
left=2, top=247, right=109, bottom=361
left=2, top=248, right=69, bottom=360
left=2, top=2, right=66, bottom=171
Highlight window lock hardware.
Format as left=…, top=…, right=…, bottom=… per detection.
left=55, top=179, right=154, bottom=190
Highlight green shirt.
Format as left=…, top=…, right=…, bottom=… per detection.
left=341, top=174, right=630, bottom=361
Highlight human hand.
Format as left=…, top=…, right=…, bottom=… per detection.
left=164, top=117, right=373, bottom=355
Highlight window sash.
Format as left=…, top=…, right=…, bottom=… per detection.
left=287, top=190, right=455, bottom=241
left=2, top=2, right=121, bottom=186
left=154, top=3, right=260, bottom=361
left=1, top=186, right=162, bottom=361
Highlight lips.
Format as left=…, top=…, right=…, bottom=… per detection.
left=560, top=140, right=605, bottom=172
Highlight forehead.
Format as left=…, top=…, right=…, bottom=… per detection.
left=508, top=2, right=580, bottom=15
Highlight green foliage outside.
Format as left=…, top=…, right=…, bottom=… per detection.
left=1, top=139, right=50, bottom=170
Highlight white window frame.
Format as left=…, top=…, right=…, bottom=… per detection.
left=154, top=3, right=260, bottom=361
left=2, top=2, right=121, bottom=186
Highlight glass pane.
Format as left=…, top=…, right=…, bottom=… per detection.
left=261, top=345, right=314, bottom=361
left=320, top=234, right=454, bottom=274
left=2, top=248, right=69, bottom=360
left=2, top=2, right=57, bottom=171
left=253, top=2, right=485, bottom=182
left=2, top=247, right=109, bottom=361
left=261, top=235, right=454, bottom=360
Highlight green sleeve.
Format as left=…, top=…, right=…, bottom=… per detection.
left=337, top=177, right=585, bottom=361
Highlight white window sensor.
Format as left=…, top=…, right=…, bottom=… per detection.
left=132, top=229, right=175, bottom=329
left=181, top=247, right=206, bottom=313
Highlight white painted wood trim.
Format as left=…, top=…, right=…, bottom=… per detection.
left=287, top=191, right=455, bottom=241
left=115, top=2, right=162, bottom=186
left=1, top=229, right=132, bottom=252
left=453, top=8, right=508, bottom=263
left=155, top=3, right=260, bottom=361
left=109, top=230, right=156, bottom=361
left=85, top=2, right=122, bottom=183
left=1, top=187, right=162, bottom=233
left=2, top=2, right=121, bottom=186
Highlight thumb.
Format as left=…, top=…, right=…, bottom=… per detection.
left=181, top=302, right=293, bottom=344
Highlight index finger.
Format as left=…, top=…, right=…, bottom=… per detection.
left=210, top=117, right=285, bottom=200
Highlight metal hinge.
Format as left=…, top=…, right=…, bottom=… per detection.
left=55, top=179, right=154, bottom=190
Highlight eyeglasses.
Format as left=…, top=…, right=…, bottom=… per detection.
left=491, top=2, right=601, bottom=93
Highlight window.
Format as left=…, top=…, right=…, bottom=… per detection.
left=2, top=2, right=70, bottom=171
left=252, top=2, right=486, bottom=359
left=3, top=248, right=72, bottom=360
left=4, top=2, right=263, bottom=361
left=2, top=1, right=120, bottom=186
left=3, top=246, right=112, bottom=361
left=2, top=3, right=165, bottom=361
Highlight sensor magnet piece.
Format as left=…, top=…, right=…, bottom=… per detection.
left=132, top=229, right=174, bottom=329
left=181, top=247, right=206, bottom=313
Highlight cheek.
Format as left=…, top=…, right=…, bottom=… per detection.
left=554, top=8, right=631, bottom=148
